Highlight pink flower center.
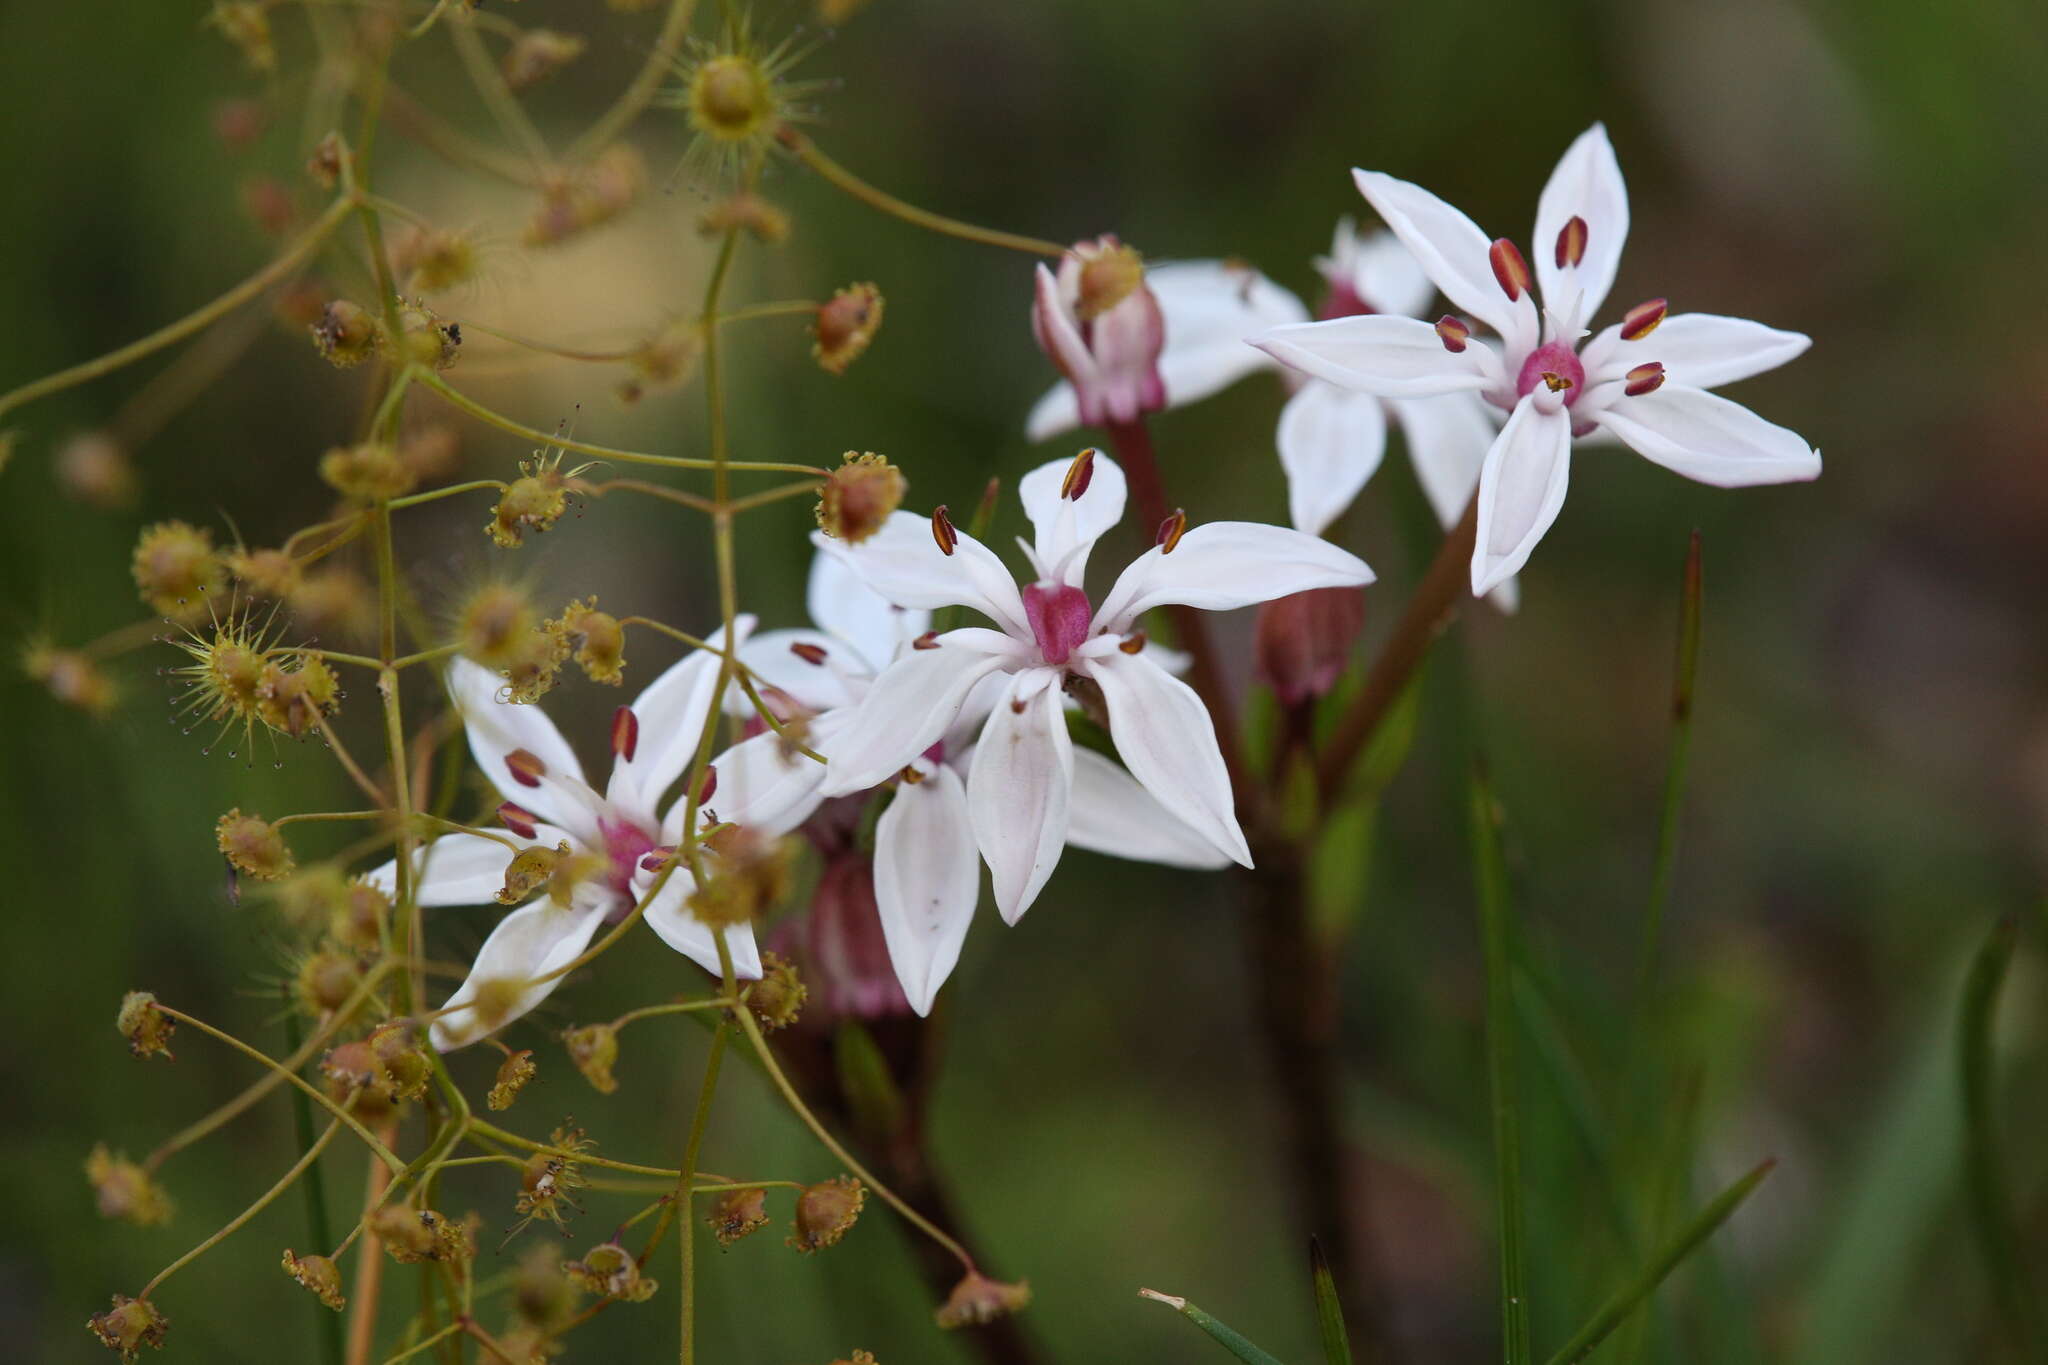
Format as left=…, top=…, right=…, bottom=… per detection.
left=598, top=816, right=656, bottom=896
left=1021, top=581, right=1092, bottom=665
left=1515, top=341, right=1587, bottom=405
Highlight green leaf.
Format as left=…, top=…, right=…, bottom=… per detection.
left=1959, top=917, right=2046, bottom=1355
left=1468, top=766, right=1531, bottom=1365
left=1635, top=531, right=1703, bottom=1001
left=1543, top=1157, right=1776, bottom=1365
left=1138, top=1289, right=1291, bottom=1365
left=1310, top=1239, right=1353, bottom=1365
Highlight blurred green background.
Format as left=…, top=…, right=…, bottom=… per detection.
left=2, top=0, right=2044, bottom=1360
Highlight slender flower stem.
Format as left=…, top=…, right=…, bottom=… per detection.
left=779, top=128, right=1067, bottom=258
left=447, top=15, right=550, bottom=167
left=586, top=479, right=718, bottom=515
left=318, top=717, right=390, bottom=806
left=569, top=0, right=699, bottom=161
left=384, top=85, right=545, bottom=187
left=717, top=299, right=821, bottom=326
left=675, top=1023, right=729, bottom=1365
left=1469, top=768, right=1531, bottom=1365
left=380, top=1320, right=464, bottom=1365
left=388, top=480, right=507, bottom=511
left=0, top=196, right=352, bottom=423
left=141, top=1118, right=343, bottom=1297
left=1315, top=494, right=1480, bottom=801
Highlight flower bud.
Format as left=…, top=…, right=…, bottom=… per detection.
left=458, top=583, right=544, bottom=668
left=488, top=471, right=573, bottom=548
left=217, top=809, right=295, bottom=881
left=55, top=431, right=138, bottom=509
left=489, top=1049, right=536, bottom=1110
left=563, top=1022, right=620, bottom=1094
left=687, top=54, right=775, bottom=142
left=25, top=643, right=117, bottom=715
left=336, top=878, right=392, bottom=951
left=87, top=1294, right=168, bottom=1359
left=320, top=442, right=417, bottom=502
left=256, top=657, right=341, bottom=738
left=281, top=1250, right=346, bottom=1310
left=815, top=452, right=904, bottom=546
left=1033, top=235, right=1165, bottom=428
left=1253, top=586, right=1366, bottom=707
left=524, top=145, right=646, bottom=247
left=227, top=546, right=300, bottom=599
left=132, top=521, right=225, bottom=620
left=934, top=1271, right=1033, bottom=1329
left=387, top=301, right=461, bottom=370
left=748, top=952, right=807, bottom=1033
left=616, top=321, right=703, bottom=403
left=515, top=1126, right=591, bottom=1228
left=391, top=226, right=481, bottom=293
left=698, top=192, right=790, bottom=244
left=311, top=300, right=380, bottom=368
left=813, top=284, right=884, bottom=375
left=551, top=598, right=626, bottom=685
left=503, top=30, right=585, bottom=91
left=86, top=1146, right=174, bottom=1226
left=788, top=1176, right=865, bottom=1252
left=322, top=1041, right=400, bottom=1123
left=706, top=1186, right=770, bottom=1246
left=117, top=991, right=176, bottom=1060
left=294, top=950, right=364, bottom=1017
left=368, top=1020, right=432, bottom=1101
left=564, top=1241, right=657, bottom=1302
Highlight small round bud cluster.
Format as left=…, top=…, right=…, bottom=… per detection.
left=698, top=192, right=790, bottom=244
left=55, top=431, right=138, bottom=509
left=687, top=54, right=777, bottom=144
left=311, top=300, right=380, bottom=368
left=707, top=1185, right=770, bottom=1246
left=503, top=30, right=586, bottom=91
left=218, top=809, right=295, bottom=881
left=132, top=521, right=226, bottom=621
left=208, top=2, right=275, bottom=72
left=389, top=301, right=462, bottom=370
left=392, top=226, right=482, bottom=294
left=227, top=546, right=300, bottom=599
left=276, top=872, right=389, bottom=950
left=367, top=1021, right=433, bottom=1101
left=458, top=583, right=546, bottom=669
left=690, top=826, right=798, bottom=927
left=788, top=1176, right=865, bottom=1252
left=25, top=642, right=117, bottom=715
left=86, top=1146, right=174, bottom=1226
left=87, top=1294, right=168, bottom=1360
left=488, top=465, right=574, bottom=548
left=117, top=992, right=176, bottom=1060
left=281, top=1250, right=346, bottom=1311
left=813, top=284, right=884, bottom=375
left=815, top=453, right=905, bottom=546
left=748, top=952, right=806, bottom=1033
left=320, top=442, right=418, bottom=502
left=548, top=598, right=626, bottom=685
left=255, top=656, right=341, bottom=738
left=934, top=1271, right=1033, bottom=1329
left=294, top=950, right=364, bottom=1018
left=322, top=1041, right=401, bottom=1123
left=563, top=1241, right=657, bottom=1302
left=563, top=1022, right=620, bottom=1094
left=370, top=1206, right=475, bottom=1265
left=525, top=145, right=646, bottom=247
left=488, top=1049, right=536, bottom=1111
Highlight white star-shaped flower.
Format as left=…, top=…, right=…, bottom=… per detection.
left=704, top=545, right=1235, bottom=1015
left=369, top=636, right=762, bottom=1050
left=1252, top=124, right=1821, bottom=594
left=809, top=452, right=1373, bottom=933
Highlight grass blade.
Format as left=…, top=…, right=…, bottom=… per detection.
left=1310, top=1238, right=1354, bottom=1365
left=1138, top=1288, right=1291, bottom=1365
left=1543, top=1156, right=1775, bottom=1365
left=1959, top=917, right=2046, bottom=1355
left=1635, top=531, right=1703, bottom=1001
left=1469, top=766, right=1531, bottom=1365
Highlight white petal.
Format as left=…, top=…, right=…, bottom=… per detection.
left=692, top=709, right=847, bottom=840
left=807, top=544, right=930, bottom=675
left=734, top=628, right=861, bottom=713
left=1596, top=385, right=1822, bottom=488
left=1277, top=382, right=1388, bottom=536
left=1092, top=522, right=1375, bottom=635
left=1082, top=650, right=1251, bottom=867
left=1388, top=392, right=1501, bottom=530
left=1252, top=316, right=1488, bottom=399
left=1534, top=124, right=1630, bottom=323
left=447, top=658, right=600, bottom=844
left=1032, top=263, right=1096, bottom=388
left=430, top=896, right=607, bottom=1050
left=1472, top=397, right=1574, bottom=595
left=1018, top=452, right=1129, bottom=587
left=1064, top=747, right=1233, bottom=869
left=607, top=618, right=752, bottom=834
left=816, top=628, right=1030, bottom=796
left=1025, top=380, right=1084, bottom=443
left=638, top=869, right=764, bottom=981
left=1584, top=313, right=1811, bottom=392
left=1147, top=259, right=1308, bottom=407
left=1353, top=167, right=1538, bottom=348
left=966, top=670, right=1073, bottom=924
left=1346, top=228, right=1437, bottom=320
left=365, top=828, right=574, bottom=908
left=812, top=513, right=1030, bottom=640
left=873, top=762, right=981, bottom=1015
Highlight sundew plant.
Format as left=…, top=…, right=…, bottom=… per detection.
left=3, top=2, right=2044, bottom=1364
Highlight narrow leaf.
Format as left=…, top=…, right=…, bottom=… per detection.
left=1959, top=917, right=2046, bottom=1355
left=1635, top=531, right=1703, bottom=1000
left=1468, top=765, right=1531, bottom=1365
left=1310, top=1239, right=1354, bottom=1365
left=1545, top=1157, right=1776, bottom=1365
left=1138, top=1289, right=1291, bottom=1365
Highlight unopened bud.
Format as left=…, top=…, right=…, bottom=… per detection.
left=311, top=300, right=379, bottom=367
left=241, top=176, right=296, bottom=237
left=503, top=30, right=586, bottom=91
left=564, top=1241, right=657, bottom=1301
left=813, top=284, right=885, bottom=375
left=707, top=1186, right=770, bottom=1246
left=132, top=521, right=225, bottom=620
left=281, top=1250, right=345, bottom=1311
left=698, top=192, right=790, bottom=244
left=217, top=809, right=294, bottom=880
left=87, top=1294, right=168, bottom=1359
left=687, top=54, right=775, bottom=142
left=499, top=629, right=570, bottom=705
left=391, top=226, right=481, bottom=294
left=368, top=1020, right=432, bottom=1100
left=55, top=431, right=138, bottom=510
left=563, top=1022, right=620, bottom=1094
left=525, top=144, right=645, bottom=247
left=288, top=567, right=377, bottom=644
left=388, top=301, right=460, bottom=370
left=294, top=950, right=363, bottom=1017
left=27, top=644, right=117, bottom=715
left=336, top=879, right=391, bottom=952
left=935, top=1270, right=1033, bottom=1329
left=321, top=1041, right=400, bottom=1123
left=788, top=1175, right=865, bottom=1252
left=227, top=546, right=299, bottom=599
left=488, top=471, right=573, bottom=548
left=690, top=826, right=797, bottom=927
left=319, top=442, right=417, bottom=502
left=399, top=424, right=462, bottom=481
left=458, top=584, right=543, bottom=667
left=86, top=1146, right=174, bottom=1226
left=552, top=598, right=626, bottom=684
left=748, top=952, right=807, bottom=1033
left=488, top=1049, right=537, bottom=1110
left=815, top=453, right=905, bottom=545
left=117, top=992, right=176, bottom=1060
left=370, top=1206, right=468, bottom=1264
left=1253, top=586, right=1366, bottom=707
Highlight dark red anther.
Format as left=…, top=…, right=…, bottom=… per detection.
left=1435, top=315, right=1471, bottom=353
left=1554, top=215, right=1588, bottom=269
left=931, top=505, right=958, bottom=556
left=1620, top=297, right=1668, bottom=341
left=1060, top=447, right=1097, bottom=500
left=505, top=748, right=546, bottom=788
left=610, top=706, right=639, bottom=763
left=1489, top=238, right=1531, bottom=301
left=497, top=802, right=539, bottom=839
left=911, top=631, right=940, bottom=650
left=790, top=641, right=828, bottom=666
left=1156, top=508, right=1187, bottom=553
left=1624, top=361, right=1666, bottom=397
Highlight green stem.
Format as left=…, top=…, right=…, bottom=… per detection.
left=1137, top=1290, right=1289, bottom=1365
left=285, top=1015, right=344, bottom=1365
left=676, top=1023, right=729, bottom=1365
left=1635, top=532, right=1703, bottom=1001
left=1469, top=768, right=1531, bottom=1364
left=142, top=1118, right=344, bottom=1297
left=1958, top=917, right=2046, bottom=1355
left=780, top=129, right=1066, bottom=258
left=569, top=0, right=699, bottom=161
